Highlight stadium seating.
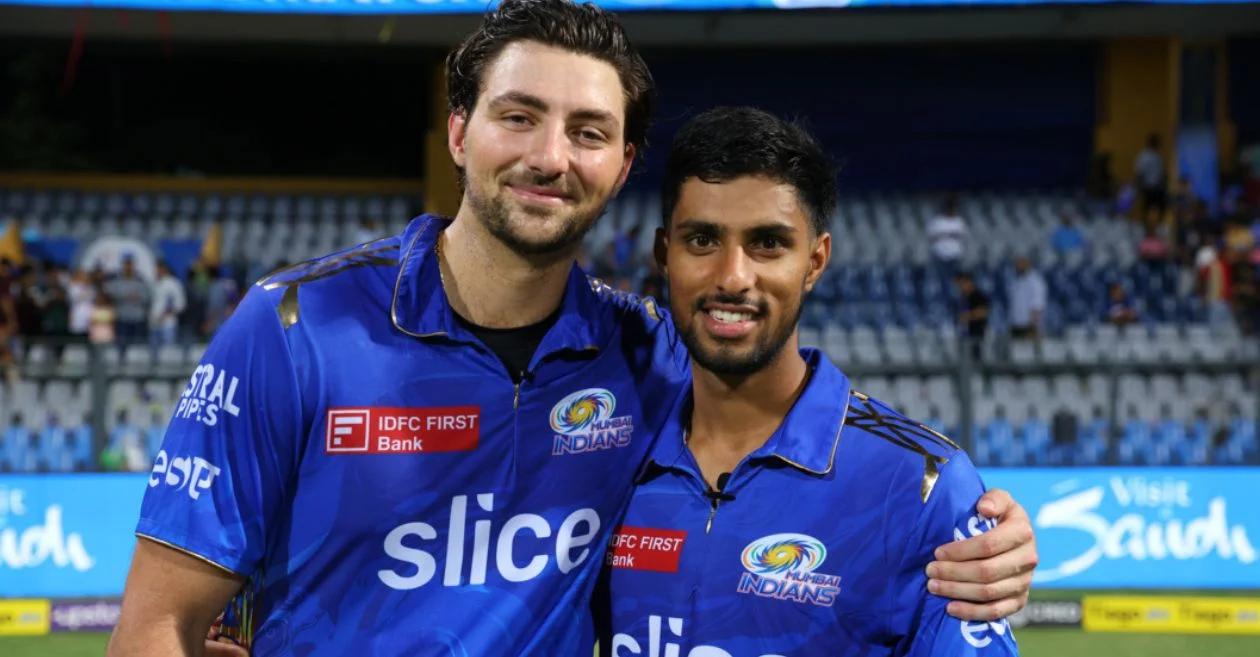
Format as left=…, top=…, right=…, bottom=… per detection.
left=2, top=186, right=1256, bottom=471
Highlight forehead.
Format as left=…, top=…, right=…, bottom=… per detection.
left=477, top=41, right=625, bottom=122
left=671, top=176, right=808, bottom=233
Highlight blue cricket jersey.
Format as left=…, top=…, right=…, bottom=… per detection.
left=602, top=349, right=1020, bottom=657
left=135, top=215, right=689, bottom=656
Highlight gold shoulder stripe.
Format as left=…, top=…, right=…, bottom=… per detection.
left=587, top=276, right=662, bottom=322
left=846, top=391, right=956, bottom=503
left=258, top=239, right=399, bottom=329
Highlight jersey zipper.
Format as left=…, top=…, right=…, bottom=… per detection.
left=705, top=496, right=720, bottom=535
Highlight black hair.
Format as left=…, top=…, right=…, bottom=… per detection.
left=660, top=106, right=837, bottom=235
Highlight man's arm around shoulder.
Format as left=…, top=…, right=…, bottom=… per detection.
left=107, top=537, right=246, bottom=657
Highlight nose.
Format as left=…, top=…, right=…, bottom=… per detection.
left=521, top=121, right=571, bottom=179
left=714, top=244, right=754, bottom=296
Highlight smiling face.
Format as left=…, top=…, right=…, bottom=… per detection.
left=659, top=175, right=830, bottom=376
left=448, top=41, right=635, bottom=258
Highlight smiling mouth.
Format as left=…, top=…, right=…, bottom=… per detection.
left=507, top=184, right=570, bottom=204
left=707, top=309, right=755, bottom=324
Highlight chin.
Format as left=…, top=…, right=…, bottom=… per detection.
left=688, top=338, right=777, bottom=377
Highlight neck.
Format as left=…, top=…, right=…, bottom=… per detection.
left=689, top=337, right=809, bottom=456
left=440, top=208, right=576, bottom=328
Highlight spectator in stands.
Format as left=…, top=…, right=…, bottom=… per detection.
left=88, top=286, right=116, bottom=346
left=203, top=265, right=240, bottom=336
left=0, top=259, right=17, bottom=384
left=13, top=266, right=45, bottom=338
left=926, top=195, right=968, bottom=272
left=1225, top=217, right=1255, bottom=256
left=183, top=259, right=212, bottom=339
left=1104, top=282, right=1139, bottom=327
left=1137, top=225, right=1170, bottom=262
left=148, top=261, right=186, bottom=354
left=1134, top=133, right=1167, bottom=226
left=40, top=280, right=69, bottom=347
left=1196, top=245, right=1233, bottom=332
left=1049, top=212, right=1087, bottom=254
left=953, top=272, right=988, bottom=361
left=66, top=268, right=94, bottom=343
left=1230, top=257, right=1260, bottom=335
left=105, top=256, right=151, bottom=352
left=1007, top=256, right=1046, bottom=339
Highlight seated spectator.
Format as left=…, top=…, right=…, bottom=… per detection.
left=1050, top=213, right=1087, bottom=254
left=1137, top=225, right=1170, bottom=262
left=1104, top=282, right=1139, bottom=326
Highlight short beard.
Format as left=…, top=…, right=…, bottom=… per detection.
left=679, top=294, right=804, bottom=377
left=468, top=180, right=599, bottom=258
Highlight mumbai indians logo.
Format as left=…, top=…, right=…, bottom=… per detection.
left=736, top=533, right=842, bottom=607
left=550, top=388, right=634, bottom=456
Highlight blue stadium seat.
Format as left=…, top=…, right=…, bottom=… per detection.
left=2, top=425, right=33, bottom=472
left=39, top=423, right=74, bottom=472
left=72, top=424, right=94, bottom=471
left=1021, top=417, right=1052, bottom=465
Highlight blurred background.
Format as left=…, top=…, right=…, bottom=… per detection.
left=0, top=0, right=1259, bottom=654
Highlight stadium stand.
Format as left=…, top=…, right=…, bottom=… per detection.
left=2, top=184, right=1256, bottom=472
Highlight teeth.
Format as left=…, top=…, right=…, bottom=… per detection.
left=709, top=309, right=752, bottom=324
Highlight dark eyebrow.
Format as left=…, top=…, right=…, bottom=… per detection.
left=487, top=90, right=620, bottom=130
left=675, top=218, right=799, bottom=238
left=487, top=91, right=549, bottom=113
left=674, top=219, right=721, bottom=235
left=749, top=223, right=799, bottom=239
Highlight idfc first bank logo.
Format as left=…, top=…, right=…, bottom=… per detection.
left=1023, top=471, right=1258, bottom=587
left=550, top=388, right=634, bottom=456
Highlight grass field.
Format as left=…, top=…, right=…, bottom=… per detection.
left=3, top=630, right=1258, bottom=657
left=3, top=590, right=1256, bottom=656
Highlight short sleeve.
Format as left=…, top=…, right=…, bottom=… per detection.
left=893, top=452, right=1021, bottom=656
left=135, top=285, right=304, bottom=576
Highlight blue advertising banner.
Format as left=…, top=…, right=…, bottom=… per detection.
left=2, top=468, right=1257, bottom=598
left=0, top=474, right=146, bottom=598
left=982, top=468, right=1260, bottom=589
left=1, top=0, right=1256, bottom=14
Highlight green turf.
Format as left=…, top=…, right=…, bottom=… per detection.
left=1015, top=629, right=1259, bottom=656
left=5, top=593, right=1258, bottom=657
left=0, top=633, right=111, bottom=656
left=5, top=630, right=1260, bottom=657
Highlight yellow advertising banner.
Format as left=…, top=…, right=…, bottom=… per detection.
left=0, top=599, right=52, bottom=636
left=1083, top=596, right=1260, bottom=635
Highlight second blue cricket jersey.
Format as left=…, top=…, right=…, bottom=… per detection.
left=602, top=349, right=1020, bottom=657
left=135, top=215, right=689, bottom=656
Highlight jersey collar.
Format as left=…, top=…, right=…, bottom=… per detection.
left=641, top=348, right=851, bottom=480
left=390, top=215, right=606, bottom=353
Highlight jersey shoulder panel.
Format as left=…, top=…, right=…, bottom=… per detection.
left=585, top=275, right=687, bottom=369
left=842, top=390, right=964, bottom=504
left=586, top=275, right=669, bottom=328
left=254, top=236, right=403, bottom=332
